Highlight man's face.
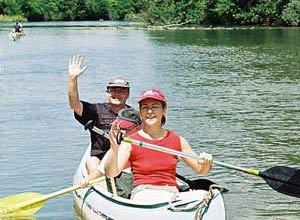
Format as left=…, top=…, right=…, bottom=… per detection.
left=106, top=87, right=129, bottom=106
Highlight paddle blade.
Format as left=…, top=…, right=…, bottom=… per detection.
left=260, top=166, right=300, bottom=198
left=0, top=193, right=45, bottom=217
left=0, top=215, right=36, bottom=220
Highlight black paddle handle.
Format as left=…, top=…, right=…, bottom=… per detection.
left=84, top=120, right=124, bottom=145
left=116, top=131, right=124, bottom=145
left=84, top=120, right=94, bottom=130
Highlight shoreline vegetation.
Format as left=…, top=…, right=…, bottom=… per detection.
left=0, top=15, right=27, bottom=22
left=1, top=20, right=300, bottom=29
left=1, top=17, right=299, bottom=31
left=0, top=0, right=299, bottom=27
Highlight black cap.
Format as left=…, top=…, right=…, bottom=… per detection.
left=117, top=108, right=141, bottom=126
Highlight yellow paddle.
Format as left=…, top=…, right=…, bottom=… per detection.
left=0, top=176, right=105, bottom=217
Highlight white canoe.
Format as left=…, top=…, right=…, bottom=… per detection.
left=73, top=145, right=226, bottom=220
left=9, top=31, right=26, bottom=41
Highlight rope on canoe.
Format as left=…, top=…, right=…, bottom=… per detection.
left=168, top=184, right=225, bottom=220
left=193, top=185, right=225, bottom=220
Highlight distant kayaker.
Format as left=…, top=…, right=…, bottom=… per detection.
left=105, top=89, right=213, bottom=203
left=68, top=55, right=132, bottom=196
left=14, top=22, right=22, bottom=33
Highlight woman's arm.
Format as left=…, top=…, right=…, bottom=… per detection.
left=180, top=136, right=212, bottom=175
left=105, top=131, right=131, bottom=177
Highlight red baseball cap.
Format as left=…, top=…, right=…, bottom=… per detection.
left=137, top=89, right=167, bottom=105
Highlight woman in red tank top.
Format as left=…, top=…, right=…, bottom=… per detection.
left=105, top=89, right=213, bottom=204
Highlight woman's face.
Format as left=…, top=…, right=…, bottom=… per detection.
left=139, top=98, right=166, bottom=126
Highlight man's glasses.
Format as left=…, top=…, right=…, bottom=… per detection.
left=140, top=104, right=163, bottom=112
left=106, top=88, right=129, bottom=95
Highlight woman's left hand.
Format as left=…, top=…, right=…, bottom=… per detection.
left=109, top=121, right=122, bottom=152
left=197, top=152, right=213, bottom=175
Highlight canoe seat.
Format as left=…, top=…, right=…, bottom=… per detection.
left=177, top=178, right=190, bottom=192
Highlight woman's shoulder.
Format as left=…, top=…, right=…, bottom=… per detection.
left=165, top=130, right=189, bottom=146
left=166, top=130, right=181, bottom=138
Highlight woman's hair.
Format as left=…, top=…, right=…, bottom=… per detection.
left=161, top=115, right=166, bottom=126
left=161, top=103, right=166, bottom=126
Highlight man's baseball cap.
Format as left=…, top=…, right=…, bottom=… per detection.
left=107, top=77, right=130, bottom=88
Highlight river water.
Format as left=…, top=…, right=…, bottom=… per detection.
left=0, top=21, right=300, bottom=220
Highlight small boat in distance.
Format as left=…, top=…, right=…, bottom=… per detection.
left=73, top=145, right=226, bottom=220
left=9, top=31, right=26, bottom=41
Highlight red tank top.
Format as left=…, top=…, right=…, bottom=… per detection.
left=129, top=131, right=181, bottom=188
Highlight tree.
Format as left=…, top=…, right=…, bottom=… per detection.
left=84, top=0, right=109, bottom=20
left=1, top=0, right=22, bottom=15
left=282, top=0, right=300, bottom=26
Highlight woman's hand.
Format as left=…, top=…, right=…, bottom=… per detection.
left=109, top=121, right=123, bottom=152
left=197, top=152, right=213, bottom=175
left=69, top=54, right=87, bottom=79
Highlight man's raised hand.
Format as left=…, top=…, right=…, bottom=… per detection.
left=69, top=54, right=87, bottom=78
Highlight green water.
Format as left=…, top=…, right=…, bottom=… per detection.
left=0, top=22, right=300, bottom=219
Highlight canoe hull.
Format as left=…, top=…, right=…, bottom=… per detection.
left=73, top=146, right=226, bottom=220
left=9, top=32, right=26, bottom=41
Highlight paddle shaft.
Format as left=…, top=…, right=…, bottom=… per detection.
left=8, top=177, right=105, bottom=212
left=124, top=137, right=260, bottom=175
left=122, top=131, right=300, bottom=198
left=90, top=126, right=260, bottom=177
left=90, top=124, right=300, bottom=198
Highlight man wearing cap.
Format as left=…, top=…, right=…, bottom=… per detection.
left=68, top=55, right=131, bottom=174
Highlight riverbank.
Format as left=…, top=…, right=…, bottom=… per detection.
left=0, top=19, right=298, bottom=31
left=0, top=15, right=27, bottom=22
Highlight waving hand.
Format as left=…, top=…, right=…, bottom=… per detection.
left=69, top=54, right=87, bottom=78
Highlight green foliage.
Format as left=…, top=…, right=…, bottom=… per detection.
left=224, top=0, right=289, bottom=25
left=248, top=0, right=288, bottom=25
left=0, top=0, right=109, bottom=21
left=0, top=14, right=26, bottom=22
left=84, top=0, right=109, bottom=20
left=144, top=1, right=166, bottom=24
left=213, top=0, right=236, bottom=25
left=19, top=0, right=45, bottom=21
left=282, top=0, right=300, bottom=26
left=0, top=0, right=299, bottom=26
left=107, top=0, right=134, bottom=20
left=1, top=0, right=22, bottom=15
left=0, top=0, right=4, bottom=14
left=129, top=0, right=212, bottom=25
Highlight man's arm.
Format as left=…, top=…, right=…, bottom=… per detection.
left=68, top=55, right=87, bottom=116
